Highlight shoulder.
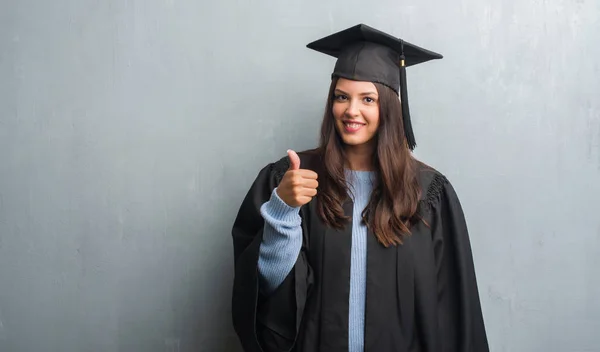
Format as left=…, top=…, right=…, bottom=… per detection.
left=271, top=148, right=322, bottom=170
left=416, top=160, right=448, bottom=197
left=268, top=148, right=323, bottom=182
left=415, top=160, right=460, bottom=211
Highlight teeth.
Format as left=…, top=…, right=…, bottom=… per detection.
left=345, top=123, right=362, bottom=128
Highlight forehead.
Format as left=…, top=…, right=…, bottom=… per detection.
left=335, top=78, right=377, bottom=93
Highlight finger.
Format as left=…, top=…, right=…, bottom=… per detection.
left=287, top=150, right=300, bottom=171
left=302, top=179, right=319, bottom=189
left=298, top=196, right=313, bottom=205
left=297, top=169, right=318, bottom=179
left=301, top=188, right=318, bottom=197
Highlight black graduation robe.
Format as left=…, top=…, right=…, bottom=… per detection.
left=231, top=150, right=489, bottom=352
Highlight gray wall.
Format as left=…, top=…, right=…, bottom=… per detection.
left=1, top=0, right=599, bottom=351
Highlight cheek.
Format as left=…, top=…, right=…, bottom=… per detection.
left=331, top=104, right=344, bottom=120
left=367, top=109, right=380, bottom=128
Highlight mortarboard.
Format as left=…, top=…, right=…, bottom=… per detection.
left=306, top=24, right=443, bottom=150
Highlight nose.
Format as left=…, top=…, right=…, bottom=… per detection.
left=345, top=100, right=360, bottom=118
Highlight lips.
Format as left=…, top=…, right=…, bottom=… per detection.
left=342, top=121, right=365, bottom=133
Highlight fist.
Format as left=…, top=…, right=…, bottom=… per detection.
left=276, top=150, right=319, bottom=207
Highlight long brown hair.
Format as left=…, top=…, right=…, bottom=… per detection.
left=316, top=77, right=421, bottom=247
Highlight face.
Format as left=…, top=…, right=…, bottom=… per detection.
left=332, top=78, right=380, bottom=149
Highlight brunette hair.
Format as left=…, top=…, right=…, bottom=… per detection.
left=316, top=77, right=421, bottom=247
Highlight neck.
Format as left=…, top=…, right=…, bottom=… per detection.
left=344, top=142, right=376, bottom=171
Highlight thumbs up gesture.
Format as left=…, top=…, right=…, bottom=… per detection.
left=276, top=150, right=319, bottom=207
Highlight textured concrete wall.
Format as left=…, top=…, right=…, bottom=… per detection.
left=1, top=0, right=599, bottom=351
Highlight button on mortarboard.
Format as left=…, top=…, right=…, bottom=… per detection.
left=306, top=24, right=443, bottom=150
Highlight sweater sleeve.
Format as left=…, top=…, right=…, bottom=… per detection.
left=257, top=187, right=303, bottom=295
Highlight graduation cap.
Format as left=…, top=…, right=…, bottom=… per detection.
left=306, top=24, right=443, bottom=150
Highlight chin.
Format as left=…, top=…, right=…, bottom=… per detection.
left=335, top=127, right=375, bottom=147
left=342, top=138, right=366, bottom=146
left=340, top=135, right=373, bottom=147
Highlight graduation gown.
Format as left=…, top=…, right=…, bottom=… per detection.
left=231, top=150, right=489, bottom=352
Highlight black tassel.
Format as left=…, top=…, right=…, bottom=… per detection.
left=399, top=41, right=417, bottom=150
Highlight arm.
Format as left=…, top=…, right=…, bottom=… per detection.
left=431, top=176, right=489, bottom=352
left=258, top=187, right=303, bottom=295
left=232, top=159, right=312, bottom=352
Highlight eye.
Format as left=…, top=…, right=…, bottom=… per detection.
left=364, top=97, right=376, bottom=103
left=334, top=94, right=348, bottom=101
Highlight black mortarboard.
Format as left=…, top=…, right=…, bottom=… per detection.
left=306, top=24, right=443, bottom=150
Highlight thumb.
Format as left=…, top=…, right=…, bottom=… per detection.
left=287, top=149, right=300, bottom=171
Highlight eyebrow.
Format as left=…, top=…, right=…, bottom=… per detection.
left=334, top=89, right=378, bottom=97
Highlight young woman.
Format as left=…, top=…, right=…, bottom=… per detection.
left=231, top=24, right=489, bottom=352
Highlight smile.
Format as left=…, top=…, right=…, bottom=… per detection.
left=343, top=121, right=365, bottom=133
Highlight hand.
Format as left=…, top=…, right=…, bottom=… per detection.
left=276, top=150, right=319, bottom=207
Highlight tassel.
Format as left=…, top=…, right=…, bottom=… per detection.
left=399, top=40, right=417, bottom=150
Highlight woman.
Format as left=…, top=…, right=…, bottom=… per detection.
left=231, top=24, right=489, bottom=352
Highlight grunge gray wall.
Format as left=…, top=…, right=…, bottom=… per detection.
left=1, top=0, right=599, bottom=351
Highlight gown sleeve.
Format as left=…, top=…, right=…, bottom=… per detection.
left=231, top=158, right=312, bottom=352
left=429, top=175, right=489, bottom=352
